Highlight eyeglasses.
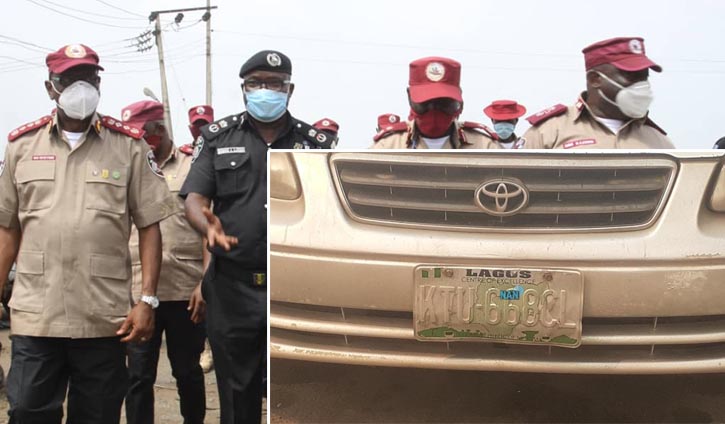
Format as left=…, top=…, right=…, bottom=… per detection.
left=241, top=78, right=291, bottom=92
left=50, top=73, right=100, bottom=89
left=410, top=98, right=462, bottom=116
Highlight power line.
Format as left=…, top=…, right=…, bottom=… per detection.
left=0, top=40, right=48, bottom=54
left=0, top=34, right=52, bottom=52
left=93, top=0, right=145, bottom=18
left=213, top=28, right=725, bottom=65
left=24, top=0, right=149, bottom=30
left=32, top=0, right=144, bottom=21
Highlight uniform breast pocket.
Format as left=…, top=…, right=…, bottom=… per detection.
left=213, top=152, right=251, bottom=197
left=15, top=161, right=56, bottom=211
left=84, top=163, right=128, bottom=215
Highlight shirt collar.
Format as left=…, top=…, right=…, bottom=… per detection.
left=157, top=145, right=178, bottom=169
left=242, top=111, right=295, bottom=144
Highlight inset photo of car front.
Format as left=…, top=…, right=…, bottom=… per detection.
left=270, top=150, right=725, bottom=375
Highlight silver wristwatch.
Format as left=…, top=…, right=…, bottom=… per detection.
left=140, top=295, right=160, bottom=309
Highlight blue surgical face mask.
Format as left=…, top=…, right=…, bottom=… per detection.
left=494, top=122, right=516, bottom=140
left=245, top=89, right=289, bottom=122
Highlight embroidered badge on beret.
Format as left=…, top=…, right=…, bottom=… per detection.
left=196, top=106, right=206, bottom=115
left=267, top=53, right=282, bottom=67
left=64, top=44, right=87, bottom=58
left=629, top=39, right=643, bottom=54
left=425, top=62, right=445, bottom=82
left=146, top=150, right=164, bottom=177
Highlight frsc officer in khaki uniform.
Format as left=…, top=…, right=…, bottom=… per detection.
left=0, top=44, right=176, bottom=423
left=371, top=57, right=501, bottom=149
left=122, top=101, right=207, bottom=424
left=522, top=37, right=674, bottom=149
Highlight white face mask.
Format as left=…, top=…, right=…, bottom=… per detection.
left=51, top=80, right=100, bottom=120
left=595, top=71, right=654, bottom=119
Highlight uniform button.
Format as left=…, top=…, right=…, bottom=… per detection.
left=230, top=161, right=236, bottom=166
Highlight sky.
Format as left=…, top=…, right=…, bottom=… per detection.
left=2, top=0, right=725, bottom=155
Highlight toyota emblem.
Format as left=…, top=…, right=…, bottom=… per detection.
left=474, top=178, right=529, bottom=216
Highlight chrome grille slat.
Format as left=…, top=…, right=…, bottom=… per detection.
left=331, top=153, right=677, bottom=231
left=339, top=168, right=668, bottom=192
left=348, top=189, right=660, bottom=214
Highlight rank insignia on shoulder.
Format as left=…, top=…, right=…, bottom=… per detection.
left=373, top=122, right=409, bottom=142
left=460, top=121, right=499, bottom=140
left=200, top=114, right=238, bottom=140
left=101, top=116, right=145, bottom=139
left=294, top=121, right=337, bottom=149
left=8, top=115, right=53, bottom=142
left=525, top=104, right=568, bottom=126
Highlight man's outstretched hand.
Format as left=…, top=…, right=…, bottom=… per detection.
left=202, top=206, right=238, bottom=251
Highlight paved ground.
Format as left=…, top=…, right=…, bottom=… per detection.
left=0, top=328, right=267, bottom=423
left=271, top=358, right=725, bottom=423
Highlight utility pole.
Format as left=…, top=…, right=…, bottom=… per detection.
left=150, top=13, right=173, bottom=140
left=204, top=0, right=212, bottom=105
left=147, top=5, right=218, bottom=140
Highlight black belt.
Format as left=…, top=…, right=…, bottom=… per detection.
left=213, top=257, right=266, bottom=286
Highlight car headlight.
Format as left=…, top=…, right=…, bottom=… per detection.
left=270, top=152, right=301, bottom=200
left=709, top=161, right=725, bottom=212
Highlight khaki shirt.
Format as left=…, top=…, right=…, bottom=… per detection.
left=370, top=121, right=501, bottom=149
left=522, top=94, right=675, bottom=149
left=129, top=146, right=203, bottom=303
left=0, top=113, right=177, bottom=338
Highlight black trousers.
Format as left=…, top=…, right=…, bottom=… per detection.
left=7, top=335, right=128, bottom=424
left=205, top=259, right=266, bottom=424
left=125, top=300, right=206, bottom=424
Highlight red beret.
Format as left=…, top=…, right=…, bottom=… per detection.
left=46, top=44, right=103, bottom=74
left=121, top=100, right=164, bottom=129
left=377, top=114, right=401, bottom=129
left=484, top=100, right=527, bottom=120
left=188, top=105, right=214, bottom=124
left=313, top=118, right=339, bottom=134
left=582, top=37, right=661, bottom=73
left=409, top=57, right=462, bottom=103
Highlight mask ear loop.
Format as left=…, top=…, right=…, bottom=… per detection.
left=50, top=80, right=63, bottom=96
left=589, top=70, right=622, bottom=109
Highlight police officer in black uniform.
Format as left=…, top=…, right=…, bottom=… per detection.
left=180, top=50, right=333, bottom=424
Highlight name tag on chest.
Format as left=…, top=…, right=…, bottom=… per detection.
left=217, top=147, right=246, bottom=155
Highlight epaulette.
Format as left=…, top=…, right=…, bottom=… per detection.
left=460, top=121, right=499, bottom=141
left=8, top=115, right=53, bottom=142
left=526, top=104, right=568, bottom=126
left=179, top=143, right=194, bottom=155
left=200, top=114, right=241, bottom=141
left=373, top=122, right=409, bottom=142
left=100, top=116, right=144, bottom=140
left=293, top=120, right=337, bottom=149
left=644, top=118, right=667, bottom=136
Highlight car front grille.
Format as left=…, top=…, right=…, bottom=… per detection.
left=330, top=153, right=677, bottom=231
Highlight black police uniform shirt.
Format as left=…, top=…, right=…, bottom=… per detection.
left=179, top=112, right=334, bottom=270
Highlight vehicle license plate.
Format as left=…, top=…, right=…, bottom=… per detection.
left=414, top=266, right=583, bottom=348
